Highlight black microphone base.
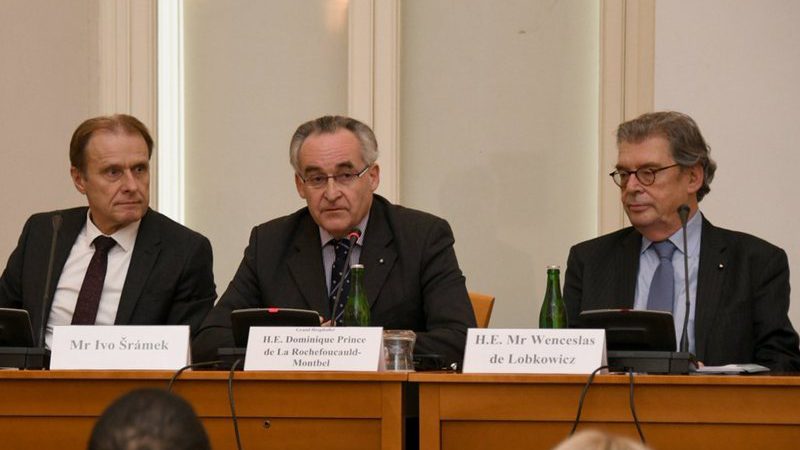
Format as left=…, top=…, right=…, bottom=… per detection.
left=608, top=350, right=694, bottom=374
left=213, top=347, right=246, bottom=370
left=0, top=347, right=50, bottom=369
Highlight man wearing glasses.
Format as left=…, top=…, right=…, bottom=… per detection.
left=564, top=111, right=800, bottom=371
left=193, top=115, right=476, bottom=365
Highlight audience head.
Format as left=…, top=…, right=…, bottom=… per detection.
left=552, top=430, right=651, bottom=450
left=88, top=388, right=211, bottom=450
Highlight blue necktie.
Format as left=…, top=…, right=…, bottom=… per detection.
left=647, top=240, right=677, bottom=313
left=329, top=239, right=352, bottom=325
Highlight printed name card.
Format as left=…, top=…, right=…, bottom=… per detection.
left=462, top=328, right=606, bottom=374
left=50, top=325, right=190, bottom=370
left=244, top=326, right=384, bottom=371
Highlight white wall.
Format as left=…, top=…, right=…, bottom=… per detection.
left=400, top=1, right=599, bottom=327
left=654, top=0, right=800, bottom=329
left=4, top=1, right=799, bottom=333
left=179, top=1, right=599, bottom=326
left=182, top=0, right=350, bottom=291
left=0, top=0, right=98, bottom=265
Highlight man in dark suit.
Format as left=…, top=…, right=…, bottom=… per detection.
left=193, top=115, right=475, bottom=365
left=0, top=115, right=216, bottom=347
left=564, top=111, right=800, bottom=371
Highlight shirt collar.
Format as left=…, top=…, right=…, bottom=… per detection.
left=84, top=209, right=141, bottom=252
left=318, top=212, right=370, bottom=247
left=640, top=210, right=703, bottom=256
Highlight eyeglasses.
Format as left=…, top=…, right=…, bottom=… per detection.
left=299, top=165, right=371, bottom=189
left=609, top=164, right=680, bottom=187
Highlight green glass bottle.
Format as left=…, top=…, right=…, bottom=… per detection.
left=343, top=264, right=370, bottom=326
left=539, top=265, right=568, bottom=328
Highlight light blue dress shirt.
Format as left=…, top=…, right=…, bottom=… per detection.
left=634, top=211, right=702, bottom=353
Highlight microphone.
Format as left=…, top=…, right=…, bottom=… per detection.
left=677, top=204, right=691, bottom=354
left=38, top=214, right=62, bottom=348
left=330, top=228, right=362, bottom=326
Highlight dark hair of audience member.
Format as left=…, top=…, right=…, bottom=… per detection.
left=88, top=388, right=211, bottom=450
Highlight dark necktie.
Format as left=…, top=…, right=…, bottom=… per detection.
left=72, top=236, right=117, bottom=325
left=647, top=240, right=677, bottom=313
left=329, top=238, right=352, bottom=325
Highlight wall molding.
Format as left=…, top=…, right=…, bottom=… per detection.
left=599, top=0, right=655, bottom=234
left=97, top=0, right=159, bottom=206
left=97, top=0, right=652, bottom=227
left=156, top=0, right=185, bottom=223
left=348, top=0, right=400, bottom=203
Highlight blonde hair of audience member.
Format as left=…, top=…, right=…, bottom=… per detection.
left=552, top=430, right=651, bottom=450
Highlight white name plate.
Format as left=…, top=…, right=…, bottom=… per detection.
left=244, top=326, right=384, bottom=371
left=463, top=328, right=606, bottom=374
left=50, top=325, right=190, bottom=370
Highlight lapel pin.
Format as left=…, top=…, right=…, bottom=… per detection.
left=379, top=258, right=385, bottom=264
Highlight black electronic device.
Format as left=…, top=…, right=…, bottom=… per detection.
left=231, top=308, right=321, bottom=347
left=0, top=308, right=35, bottom=347
left=0, top=308, right=49, bottom=369
left=213, top=308, right=321, bottom=370
left=578, top=309, right=694, bottom=374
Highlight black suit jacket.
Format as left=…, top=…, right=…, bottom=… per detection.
left=0, top=207, right=216, bottom=342
left=564, top=217, right=800, bottom=372
left=193, top=195, right=476, bottom=364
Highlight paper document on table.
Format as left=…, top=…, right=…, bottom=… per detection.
left=693, top=363, right=770, bottom=374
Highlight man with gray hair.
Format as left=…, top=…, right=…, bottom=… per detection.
left=564, top=111, right=800, bottom=371
left=193, top=115, right=476, bottom=365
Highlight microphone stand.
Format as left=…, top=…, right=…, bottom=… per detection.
left=39, top=214, right=62, bottom=349
left=0, top=214, right=61, bottom=369
left=677, top=205, right=693, bottom=356
left=330, top=229, right=361, bottom=326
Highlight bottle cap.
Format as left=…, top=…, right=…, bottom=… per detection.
left=350, top=263, right=364, bottom=269
left=546, top=265, right=560, bottom=270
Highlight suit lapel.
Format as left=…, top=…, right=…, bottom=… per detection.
left=115, top=209, right=160, bottom=324
left=694, top=218, right=727, bottom=360
left=359, top=198, right=396, bottom=308
left=618, top=229, right=641, bottom=308
left=35, top=208, right=86, bottom=337
left=287, top=214, right=329, bottom=316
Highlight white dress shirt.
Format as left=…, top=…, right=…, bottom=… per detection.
left=45, top=211, right=140, bottom=348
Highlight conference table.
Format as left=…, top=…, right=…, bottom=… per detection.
left=0, top=370, right=407, bottom=450
left=412, top=372, right=800, bottom=450
left=1, top=370, right=799, bottom=450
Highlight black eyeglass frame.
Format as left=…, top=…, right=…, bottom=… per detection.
left=609, top=163, right=681, bottom=187
left=298, top=165, right=372, bottom=189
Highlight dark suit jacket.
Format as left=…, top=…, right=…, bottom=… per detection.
left=564, top=217, right=800, bottom=372
left=0, top=207, right=216, bottom=343
left=192, top=195, right=476, bottom=364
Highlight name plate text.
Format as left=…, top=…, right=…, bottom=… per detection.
left=463, top=328, right=606, bottom=374
left=244, top=326, right=383, bottom=371
left=50, top=325, right=190, bottom=370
